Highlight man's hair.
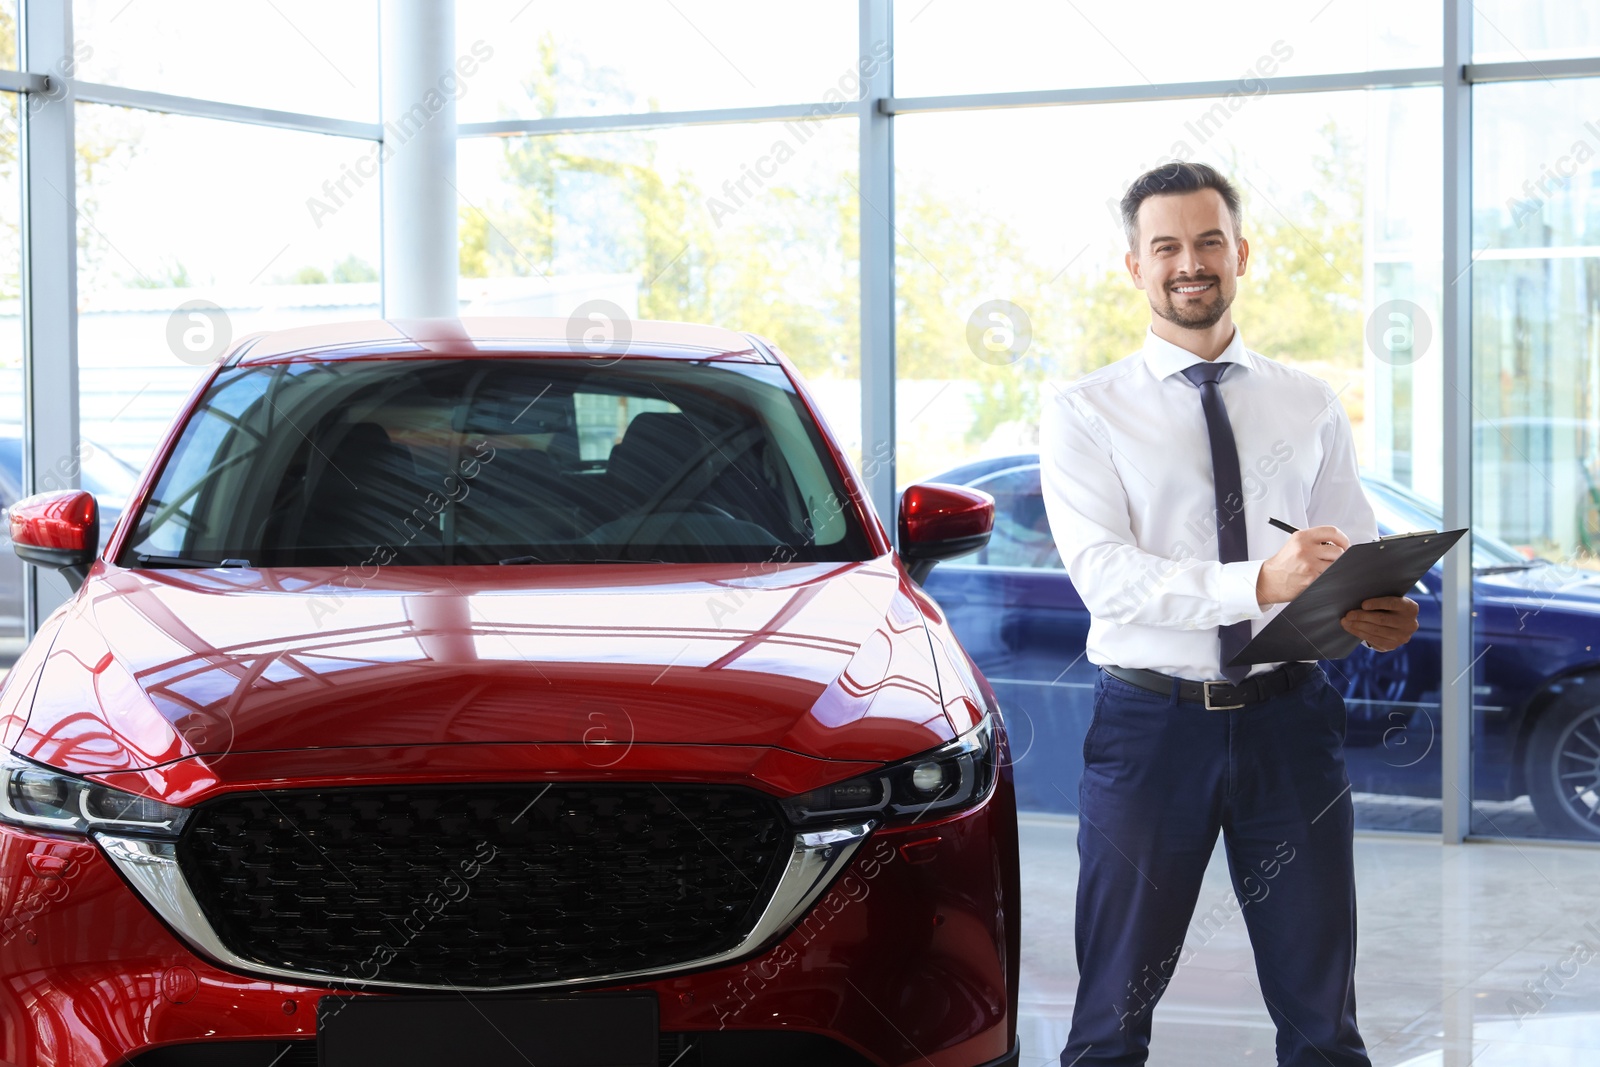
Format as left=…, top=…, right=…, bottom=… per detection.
left=1120, top=162, right=1243, bottom=250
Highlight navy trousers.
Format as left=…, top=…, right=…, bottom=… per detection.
left=1059, top=667, right=1371, bottom=1067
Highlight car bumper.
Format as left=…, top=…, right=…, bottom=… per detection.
left=0, top=777, right=1019, bottom=1067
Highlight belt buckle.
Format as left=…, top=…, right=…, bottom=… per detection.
left=1203, top=680, right=1245, bottom=711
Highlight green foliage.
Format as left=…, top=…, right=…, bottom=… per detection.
left=1233, top=122, right=1365, bottom=370
left=330, top=254, right=378, bottom=283
left=1063, top=265, right=1150, bottom=374
left=471, top=39, right=1364, bottom=462
left=893, top=126, right=1366, bottom=456
left=283, top=265, right=328, bottom=285
left=128, top=261, right=193, bottom=288
left=465, top=32, right=856, bottom=380
left=894, top=187, right=1080, bottom=447
left=273, top=256, right=375, bottom=286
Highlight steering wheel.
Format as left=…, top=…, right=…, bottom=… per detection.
left=656, top=498, right=741, bottom=523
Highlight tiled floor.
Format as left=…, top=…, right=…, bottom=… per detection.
left=1017, top=814, right=1600, bottom=1066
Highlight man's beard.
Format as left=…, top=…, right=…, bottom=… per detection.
left=1153, top=276, right=1230, bottom=330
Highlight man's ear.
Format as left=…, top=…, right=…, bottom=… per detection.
left=1125, top=249, right=1147, bottom=291
left=1235, top=236, right=1249, bottom=278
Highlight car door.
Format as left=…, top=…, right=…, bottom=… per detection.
left=919, top=464, right=1094, bottom=814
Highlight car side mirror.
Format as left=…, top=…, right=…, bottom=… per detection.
left=898, top=482, right=994, bottom=584
left=8, top=490, right=99, bottom=591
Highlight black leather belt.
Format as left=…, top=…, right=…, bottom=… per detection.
left=1101, top=662, right=1318, bottom=710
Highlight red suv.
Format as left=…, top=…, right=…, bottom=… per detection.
left=0, top=319, right=1019, bottom=1067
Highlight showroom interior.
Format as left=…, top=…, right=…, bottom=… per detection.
left=2, top=1, right=1600, bottom=1065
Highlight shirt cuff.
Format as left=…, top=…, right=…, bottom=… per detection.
left=1221, top=560, right=1268, bottom=623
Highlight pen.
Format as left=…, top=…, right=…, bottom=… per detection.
left=1269, top=517, right=1340, bottom=546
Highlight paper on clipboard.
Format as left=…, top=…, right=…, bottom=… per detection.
left=1227, top=527, right=1468, bottom=666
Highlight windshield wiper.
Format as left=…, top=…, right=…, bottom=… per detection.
left=133, top=554, right=250, bottom=569
left=1475, top=561, right=1544, bottom=574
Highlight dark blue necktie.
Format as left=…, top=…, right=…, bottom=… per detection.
left=1181, top=361, right=1251, bottom=684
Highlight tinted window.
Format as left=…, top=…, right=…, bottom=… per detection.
left=1362, top=478, right=1526, bottom=569
left=951, top=463, right=1516, bottom=575
left=0, top=436, right=136, bottom=506
left=0, top=437, right=18, bottom=505
left=79, top=441, right=140, bottom=502
left=119, top=359, right=872, bottom=566
left=968, top=466, right=1062, bottom=570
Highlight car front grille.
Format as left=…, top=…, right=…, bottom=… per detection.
left=175, top=783, right=790, bottom=987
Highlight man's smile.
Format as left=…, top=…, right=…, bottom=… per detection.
left=1171, top=280, right=1216, bottom=295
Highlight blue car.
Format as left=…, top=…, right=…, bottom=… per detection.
left=0, top=435, right=136, bottom=640
left=919, top=454, right=1600, bottom=840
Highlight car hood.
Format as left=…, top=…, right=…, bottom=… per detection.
left=12, top=558, right=959, bottom=798
left=1477, top=561, right=1600, bottom=614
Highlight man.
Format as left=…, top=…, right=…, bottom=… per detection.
left=1041, top=161, right=1420, bottom=1067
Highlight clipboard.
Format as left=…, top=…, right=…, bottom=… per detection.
left=1227, top=527, right=1468, bottom=666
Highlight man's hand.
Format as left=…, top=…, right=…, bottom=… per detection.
left=1256, top=526, right=1349, bottom=606
left=1340, top=596, right=1420, bottom=652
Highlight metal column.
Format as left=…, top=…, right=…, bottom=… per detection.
left=19, top=0, right=80, bottom=632
left=859, top=0, right=895, bottom=530
left=379, top=0, right=458, bottom=318
left=1440, top=0, right=1474, bottom=844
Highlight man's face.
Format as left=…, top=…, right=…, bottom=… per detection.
left=1125, top=188, right=1249, bottom=331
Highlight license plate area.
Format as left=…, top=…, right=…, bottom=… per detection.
left=317, top=991, right=658, bottom=1067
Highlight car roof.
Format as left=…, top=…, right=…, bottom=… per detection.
left=224, top=317, right=776, bottom=366
left=922, top=454, right=1039, bottom=487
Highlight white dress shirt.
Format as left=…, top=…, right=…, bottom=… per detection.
left=1039, top=327, right=1378, bottom=681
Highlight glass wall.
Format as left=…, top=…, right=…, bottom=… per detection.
left=455, top=121, right=861, bottom=455
left=456, top=0, right=859, bottom=121
left=1474, top=1, right=1600, bottom=64
left=0, top=3, right=385, bottom=672
left=73, top=106, right=382, bottom=472
left=0, top=87, right=27, bottom=657
left=453, top=4, right=864, bottom=460
left=897, top=87, right=1449, bottom=831
left=0, top=0, right=1585, bottom=846
left=0, top=6, right=31, bottom=654
left=73, top=0, right=378, bottom=119
left=1471, top=75, right=1600, bottom=842
left=895, top=0, right=1440, bottom=96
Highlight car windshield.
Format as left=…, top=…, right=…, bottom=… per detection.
left=118, top=358, right=873, bottom=566
left=1361, top=477, right=1528, bottom=569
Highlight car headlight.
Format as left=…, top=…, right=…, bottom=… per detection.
left=0, top=753, right=190, bottom=838
left=783, top=717, right=996, bottom=827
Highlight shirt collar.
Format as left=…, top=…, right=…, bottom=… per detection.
left=1141, top=326, right=1253, bottom=381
